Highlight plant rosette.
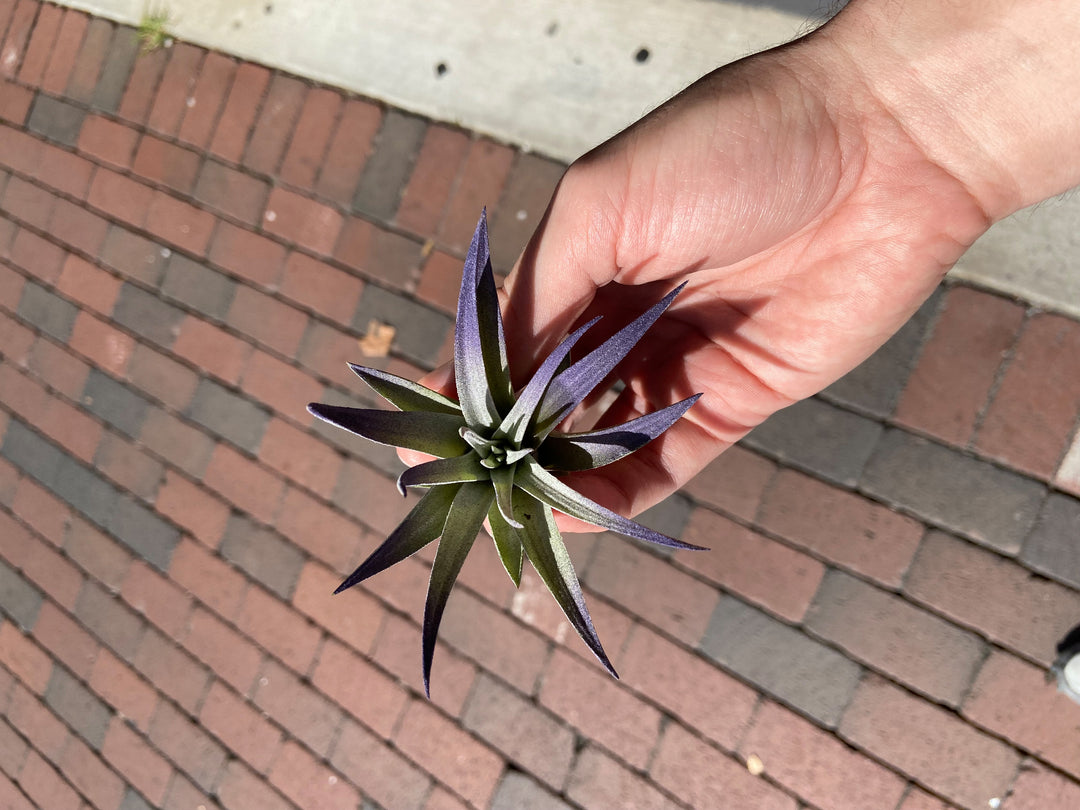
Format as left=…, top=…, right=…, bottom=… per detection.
left=309, top=210, right=705, bottom=694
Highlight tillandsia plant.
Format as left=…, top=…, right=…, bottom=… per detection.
left=308, top=210, right=705, bottom=694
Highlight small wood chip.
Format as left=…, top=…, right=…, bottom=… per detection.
left=358, top=320, right=395, bottom=357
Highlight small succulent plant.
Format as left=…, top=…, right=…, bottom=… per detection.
left=309, top=211, right=705, bottom=693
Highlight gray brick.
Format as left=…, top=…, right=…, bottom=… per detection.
left=82, top=369, right=150, bottom=438
left=162, top=254, right=237, bottom=319
left=805, top=569, right=984, bottom=707
left=1, top=419, right=64, bottom=487
left=112, top=283, right=184, bottom=347
left=45, top=667, right=111, bottom=749
left=701, top=596, right=861, bottom=727
left=490, top=771, right=573, bottom=810
left=1022, top=493, right=1080, bottom=589
left=351, top=285, right=452, bottom=367
left=489, top=152, right=566, bottom=273
left=53, top=456, right=119, bottom=527
left=91, top=26, right=141, bottom=113
left=100, top=227, right=169, bottom=286
left=66, top=18, right=113, bottom=103
left=352, top=110, right=426, bottom=219
left=220, top=515, right=303, bottom=599
left=119, top=789, right=154, bottom=810
left=636, top=492, right=694, bottom=552
left=138, top=408, right=215, bottom=478
left=861, top=428, right=1044, bottom=554
left=186, top=379, right=268, bottom=453
left=825, top=288, right=944, bottom=417
left=17, top=282, right=78, bottom=342
left=0, top=559, right=42, bottom=631
left=75, top=580, right=144, bottom=661
left=107, top=494, right=179, bottom=572
left=27, top=95, right=87, bottom=147
left=741, top=397, right=883, bottom=487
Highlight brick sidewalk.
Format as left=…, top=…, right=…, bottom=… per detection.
left=3, top=3, right=1080, bottom=809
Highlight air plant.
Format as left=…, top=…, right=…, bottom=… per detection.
left=309, top=210, right=705, bottom=694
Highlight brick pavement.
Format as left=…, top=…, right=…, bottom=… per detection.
left=1, top=3, right=1080, bottom=809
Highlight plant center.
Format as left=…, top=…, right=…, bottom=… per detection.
left=460, top=427, right=532, bottom=469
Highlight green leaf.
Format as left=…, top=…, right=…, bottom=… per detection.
left=489, top=464, right=521, bottom=528
left=397, top=452, right=490, bottom=495
left=335, top=484, right=461, bottom=593
left=516, top=491, right=616, bottom=677
left=423, top=482, right=493, bottom=695
left=308, top=404, right=467, bottom=458
left=349, top=364, right=461, bottom=414
left=487, top=501, right=523, bottom=586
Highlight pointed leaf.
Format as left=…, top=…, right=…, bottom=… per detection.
left=349, top=364, right=460, bottom=414
left=397, top=452, right=489, bottom=495
left=490, top=464, right=521, bottom=528
left=495, top=317, right=600, bottom=446
left=335, top=484, right=460, bottom=593
left=516, top=492, right=616, bottom=677
left=454, top=211, right=501, bottom=430
left=487, top=501, right=523, bottom=586
left=423, top=482, right=493, bottom=695
left=476, top=256, right=514, bottom=414
left=516, top=458, right=707, bottom=551
left=536, top=282, right=687, bottom=432
left=308, top=403, right=467, bottom=457
left=539, top=394, right=702, bottom=471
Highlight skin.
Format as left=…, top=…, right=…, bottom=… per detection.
left=411, top=0, right=1080, bottom=532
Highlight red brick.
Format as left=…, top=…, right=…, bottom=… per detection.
left=396, top=124, right=469, bottom=234
left=226, top=285, right=307, bottom=357
left=88, top=648, right=158, bottom=732
left=0, top=0, right=36, bottom=81
left=126, top=342, right=198, bottom=410
left=898, top=788, right=951, bottom=810
left=240, top=348, right=324, bottom=419
left=904, top=530, right=1080, bottom=665
left=395, top=699, right=503, bottom=809
left=64, top=16, right=111, bottom=103
left=41, top=10, right=88, bottom=95
left=148, top=700, right=227, bottom=792
left=263, top=186, right=342, bottom=255
left=117, top=43, right=168, bottom=125
left=280, top=87, right=341, bottom=190
left=74, top=579, right=145, bottom=661
left=11, top=475, right=70, bottom=546
left=172, top=315, right=252, bottom=384
left=77, top=114, right=138, bottom=169
left=208, top=61, right=270, bottom=163
left=34, top=143, right=93, bottom=199
left=1005, top=762, right=1080, bottom=810
left=208, top=221, right=286, bottom=289
left=132, top=628, right=208, bottom=713
left=0, top=311, right=33, bottom=365
left=218, top=759, right=293, bottom=810
left=156, top=474, right=231, bottom=552
left=269, top=739, right=360, bottom=810
left=27, top=337, right=89, bottom=399
left=0, top=261, right=22, bottom=308
left=1, top=175, right=53, bottom=229
left=19, top=750, right=80, bottom=810
left=64, top=516, right=131, bottom=591
left=163, top=775, right=225, bottom=810
left=16, top=2, right=62, bottom=86
left=0, top=622, right=51, bottom=693
left=69, top=309, right=135, bottom=375
left=59, top=737, right=125, bottom=810
left=415, top=250, right=464, bottom=313
left=55, top=254, right=118, bottom=315
left=839, top=674, right=1020, bottom=809
left=0, top=364, right=47, bottom=421
left=0, top=77, right=30, bottom=124
left=253, top=658, right=341, bottom=755
left=315, top=97, right=381, bottom=205
left=567, top=745, right=682, bottom=810
left=0, top=774, right=31, bottom=810
left=121, top=559, right=193, bottom=640
left=177, top=50, right=236, bottom=149
left=0, top=122, right=42, bottom=175
left=439, top=139, right=515, bottom=251
left=329, top=719, right=431, bottom=810
left=7, top=682, right=68, bottom=760
left=145, top=190, right=216, bottom=255
left=182, top=607, right=263, bottom=695
left=423, top=787, right=469, bottom=810
left=258, top=418, right=340, bottom=497
left=8, top=227, right=63, bottom=282
left=203, top=443, right=285, bottom=524
left=30, top=600, right=97, bottom=678
left=291, top=561, right=383, bottom=654
left=896, top=287, right=1024, bottom=445
left=94, top=430, right=163, bottom=499
left=975, top=313, right=1080, bottom=478
left=87, top=166, right=153, bottom=227
left=453, top=527, right=517, bottom=609
left=236, top=584, right=320, bottom=674
left=147, top=42, right=204, bottom=137
left=102, top=716, right=173, bottom=806
left=169, top=535, right=246, bottom=620
left=275, top=486, right=362, bottom=573
left=199, top=679, right=282, bottom=774
left=242, top=74, right=305, bottom=175
left=741, top=700, right=906, bottom=810
left=132, top=133, right=201, bottom=194
left=47, top=201, right=114, bottom=264
left=585, top=534, right=718, bottom=644
left=311, top=637, right=407, bottom=738
left=279, top=250, right=362, bottom=325
left=193, top=159, right=269, bottom=226
left=295, top=319, right=364, bottom=381
left=333, top=216, right=420, bottom=289
left=964, top=651, right=1080, bottom=778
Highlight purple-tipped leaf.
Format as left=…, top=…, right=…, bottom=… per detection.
left=487, top=501, right=524, bottom=586
left=335, top=484, right=460, bottom=594
left=539, top=394, right=702, bottom=471
left=348, top=364, right=460, bottom=415
left=516, top=491, right=616, bottom=677
left=536, top=282, right=687, bottom=434
left=516, top=458, right=708, bottom=551
left=397, top=453, right=489, bottom=495
left=308, top=403, right=467, bottom=458
left=423, top=482, right=493, bottom=695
